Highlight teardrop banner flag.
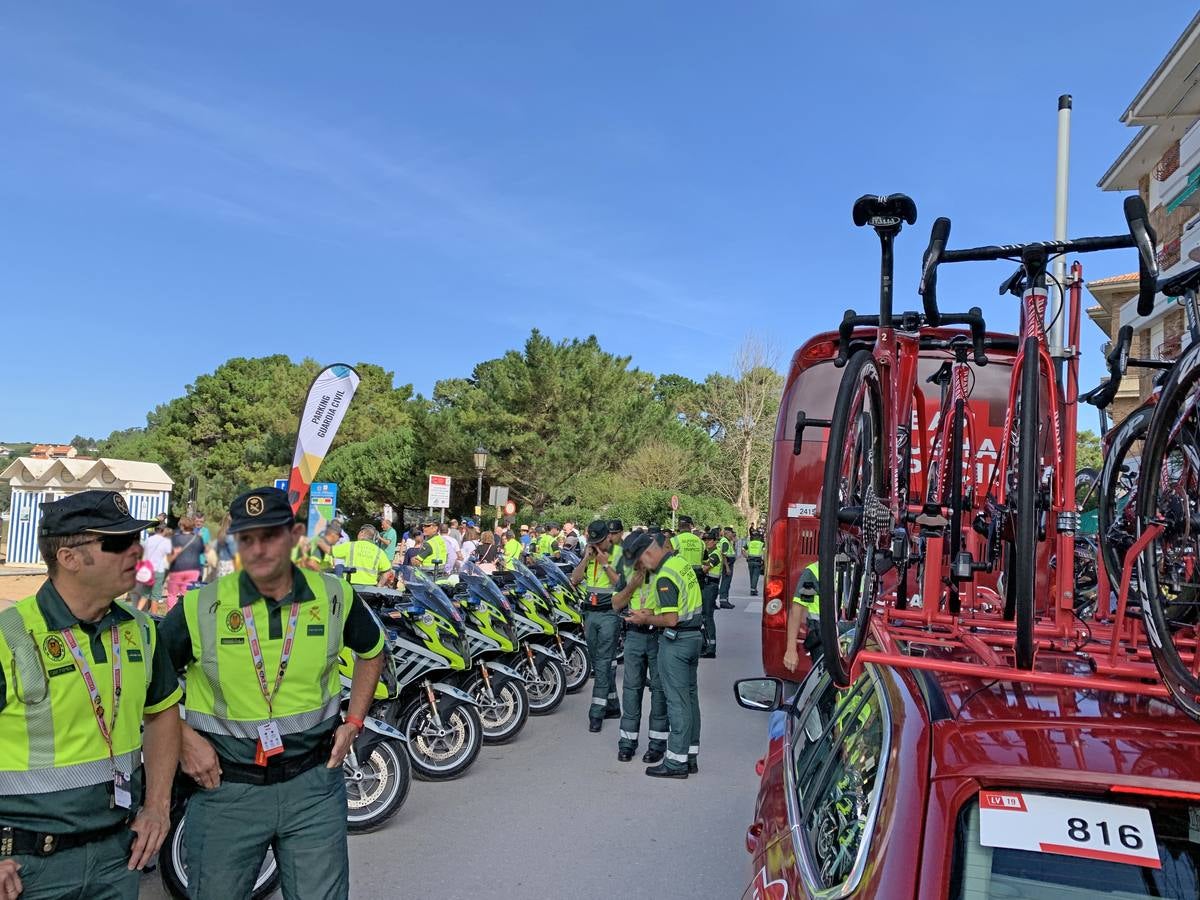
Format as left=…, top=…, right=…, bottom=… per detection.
left=287, top=364, right=360, bottom=513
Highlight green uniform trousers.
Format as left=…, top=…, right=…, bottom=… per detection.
left=718, top=562, right=734, bottom=601
left=658, top=628, right=702, bottom=771
left=185, top=761, right=349, bottom=900
left=701, top=578, right=718, bottom=653
left=618, top=629, right=668, bottom=753
left=9, top=829, right=137, bottom=900
left=583, top=609, right=621, bottom=720
left=747, top=558, right=763, bottom=592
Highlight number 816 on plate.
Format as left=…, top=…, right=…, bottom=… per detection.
left=979, top=790, right=1161, bottom=869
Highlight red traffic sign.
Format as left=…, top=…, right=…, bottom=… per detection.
left=670, top=494, right=680, bottom=511
left=504, top=500, right=517, bottom=516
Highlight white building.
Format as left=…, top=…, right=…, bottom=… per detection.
left=1, top=457, right=173, bottom=565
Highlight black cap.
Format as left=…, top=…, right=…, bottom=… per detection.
left=586, top=520, right=610, bottom=543
left=39, top=490, right=156, bottom=537
left=678, top=515, right=693, bottom=526
left=704, top=528, right=720, bottom=541
left=546, top=522, right=561, bottom=530
left=228, top=488, right=296, bottom=534
left=623, top=530, right=661, bottom=567
left=421, top=520, right=438, bottom=528
left=648, top=524, right=662, bottom=534
left=607, top=519, right=623, bottom=533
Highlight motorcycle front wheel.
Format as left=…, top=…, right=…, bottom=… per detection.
left=523, top=654, right=566, bottom=716
left=562, top=641, right=591, bottom=693
left=469, top=674, right=529, bottom=744
left=402, top=698, right=483, bottom=781
left=345, top=737, right=412, bottom=833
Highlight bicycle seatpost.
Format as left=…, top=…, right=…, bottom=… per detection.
left=853, top=193, right=918, bottom=328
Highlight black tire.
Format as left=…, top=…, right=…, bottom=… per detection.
left=946, top=396, right=966, bottom=615
left=402, top=698, right=483, bottom=781
left=562, top=641, right=591, bottom=693
left=818, top=349, right=884, bottom=688
left=345, top=737, right=412, bottom=834
left=159, top=809, right=280, bottom=900
left=469, top=673, right=530, bottom=744
left=1137, top=351, right=1200, bottom=718
left=1009, top=337, right=1040, bottom=670
left=1097, top=404, right=1153, bottom=605
left=524, top=654, right=567, bottom=715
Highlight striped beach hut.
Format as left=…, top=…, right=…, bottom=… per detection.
left=1, top=457, right=174, bottom=565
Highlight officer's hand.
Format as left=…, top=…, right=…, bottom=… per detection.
left=128, top=804, right=170, bottom=871
left=627, top=608, right=649, bottom=625
left=181, top=730, right=222, bottom=790
left=783, top=648, right=800, bottom=673
left=0, top=860, right=21, bottom=899
left=326, top=722, right=360, bottom=769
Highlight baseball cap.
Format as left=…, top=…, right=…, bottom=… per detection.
left=228, top=488, right=296, bottom=535
left=39, top=490, right=156, bottom=537
left=586, top=520, right=610, bottom=543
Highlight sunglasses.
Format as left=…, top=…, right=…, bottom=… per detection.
left=74, top=533, right=142, bottom=554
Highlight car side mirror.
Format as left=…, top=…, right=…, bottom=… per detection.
left=734, top=677, right=784, bottom=712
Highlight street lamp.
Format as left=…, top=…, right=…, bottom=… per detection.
left=473, top=446, right=488, bottom=519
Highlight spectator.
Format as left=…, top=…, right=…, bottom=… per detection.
left=403, top=532, right=426, bottom=566
left=165, top=515, right=205, bottom=608
left=460, top=526, right=480, bottom=563
left=441, top=522, right=462, bottom=573
left=448, top=518, right=463, bottom=545
left=136, top=524, right=173, bottom=612
left=519, top=524, right=532, bottom=548
left=215, top=513, right=238, bottom=577
left=560, top=521, right=580, bottom=554
left=378, top=517, right=398, bottom=561
left=476, top=530, right=500, bottom=564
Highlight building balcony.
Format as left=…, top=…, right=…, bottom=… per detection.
left=1184, top=213, right=1200, bottom=264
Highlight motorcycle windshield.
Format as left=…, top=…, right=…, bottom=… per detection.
left=558, top=549, right=582, bottom=567
left=397, top=565, right=464, bottom=626
left=509, top=557, right=551, bottom=602
left=462, top=561, right=512, bottom=611
left=535, top=554, right=575, bottom=593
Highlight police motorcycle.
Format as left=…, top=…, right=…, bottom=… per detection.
left=440, top=561, right=532, bottom=744
left=530, top=552, right=592, bottom=693
left=336, top=647, right=412, bottom=832
left=490, top=558, right=569, bottom=715
left=355, top=566, right=484, bottom=781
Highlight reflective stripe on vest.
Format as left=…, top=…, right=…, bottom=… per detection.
left=0, top=600, right=154, bottom=793
left=182, top=570, right=344, bottom=738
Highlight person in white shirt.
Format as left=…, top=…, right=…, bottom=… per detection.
left=141, top=523, right=173, bottom=606
left=459, top=526, right=480, bottom=564
left=440, top=522, right=462, bottom=573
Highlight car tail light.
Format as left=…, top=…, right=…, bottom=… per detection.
left=1110, top=785, right=1200, bottom=802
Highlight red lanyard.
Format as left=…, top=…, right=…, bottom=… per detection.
left=61, top=626, right=122, bottom=765
left=242, top=601, right=300, bottom=720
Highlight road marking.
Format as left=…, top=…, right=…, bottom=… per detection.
left=745, top=601, right=762, bottom=615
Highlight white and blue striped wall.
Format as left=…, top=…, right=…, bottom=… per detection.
left=4, top=488, right=171, bottom=565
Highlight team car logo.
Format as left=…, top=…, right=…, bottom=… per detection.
left=245, top=495, right=265, bottom=517
left=225, top=610, right=245, bottom=633
left=42, top=635, right=66, bottom=663
left=112, top=494, right=129, bottom=516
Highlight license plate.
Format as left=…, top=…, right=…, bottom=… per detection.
left=979, top=790, right=1160, bottom=869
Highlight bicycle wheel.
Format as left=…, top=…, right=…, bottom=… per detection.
left=818, top=349, right=885, bottom=688
left=1097, top=403, right=1153, bottom=607
left=1137, top=354, right=1200, bottom=717
left=1005, top=337, right=1040, bottom=669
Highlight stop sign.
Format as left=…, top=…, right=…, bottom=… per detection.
left=670, top=494, right=679, bottom=511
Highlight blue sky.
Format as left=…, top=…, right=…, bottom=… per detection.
left=2, top=1, right=1195, bottom=441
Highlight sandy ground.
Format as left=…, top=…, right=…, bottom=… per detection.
left=0, top=573, right=48, bottom=604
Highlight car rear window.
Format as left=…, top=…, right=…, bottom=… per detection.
left=951, top=797, right=1200, bottom=898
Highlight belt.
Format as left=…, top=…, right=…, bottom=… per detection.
left=583, top=604, right=614, bottom=613
left=0, top=820, right=128, bottom=857
left=626, top=624, right=657, bottom=634
left=218, top=730, right=334, bottom=786
left=673, top=622, right=703, bottom=632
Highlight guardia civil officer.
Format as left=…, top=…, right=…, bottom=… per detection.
left=418, top=520, right=448, bottom=571
left=699, top=529, right=723, bottom=658
left=327, top=524, right=394, bottom=586
left=744, top=529, right=765, bottom=596
left=0, top=491, right=182, bottom=900
left=670, top=515, right=704, bottom=568
left=160, top=488, right=386, bottom=900
left=569, top=521, right=622, bottom=731
left=783, top=561, right=822, bottom=675
left=717, top=527, right=737, bottom=609
left=621, top=531, right=703, bottom=778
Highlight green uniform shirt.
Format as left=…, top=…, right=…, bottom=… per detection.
left=671, top=531, right=704, bottom=568
left=160, top=567, right=384, bottom=765
left=0, top=582, right=182, bottom=833
left=329, top=539, right=392, bottom=584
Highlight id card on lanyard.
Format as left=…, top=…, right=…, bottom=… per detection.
left=242, top=600, right=301, bottom=765
left=61, top=626, right=131, bottom=809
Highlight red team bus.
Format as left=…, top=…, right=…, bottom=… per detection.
left=761, top=329, right=1018, bottom=681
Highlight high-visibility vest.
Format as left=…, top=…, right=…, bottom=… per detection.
left=536, top=534, right=555, bottom=556
left=747, top=540, right=765, bottom=558
left=0, top=599, right=156, bottom=794
left=330, top=540, right=390, bottom=585
left=424, top=535, right=448, bottom=568
left=180, top=570, right=345, bottom=739
left=718, top=537, right=733, bottom=558
left=650, top=554, right=703, bottom=624
left=792, top=562, right=820, bottom=617
left=671, top=531, right=704, bottom=567
left=504, top=539, right=523, bottom=562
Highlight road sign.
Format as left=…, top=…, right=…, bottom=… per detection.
left=274, top=478, right=289, bottom=492
left=307, top=483, right=337, bottom=538
left=488, top=485, right=509, bottom=506
left=427, top=474, right=451, bottom=509
left=670, top=494, right=680, bottom=511
left=504, top=499, right=517, bottom=516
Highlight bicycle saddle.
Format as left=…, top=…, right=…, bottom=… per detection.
left=1159, top=261, right=1200, bottom=298
left=852, top=193, right=917, bottom=229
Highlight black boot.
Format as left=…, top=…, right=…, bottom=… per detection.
left=617, top=748, right=634, bottom=762
left=645, top=763, right=687, bottom=779
left=604, top=708, right=621, bottom=720
left=589, top=717, right=603, bottom=733
left=642, top=748, right=664, bottom=764
left=688, top=757, right=699, bottom=774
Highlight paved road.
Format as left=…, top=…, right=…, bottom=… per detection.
left=141, top=568, right=770, bottom=899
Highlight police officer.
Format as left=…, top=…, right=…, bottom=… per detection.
left=699, top=529, right=723, bottom=658
left=503, top=530, right=523, bottom=565
left=717, top=527, right=737, bottom=609
left=0, top=491, right=182, bottom=900
left=744, top=529, right=766, bottom=596
left=607, top=519, right=625, bottom=566
left=535, top=523, right=559, bottom=557
left=611, top=537, right=668, bottom=765
left=417, top=520, right=448, bottom=571
left=569, top=521, right=622, bottom=731
left=327, top=524, right=394, bottom=586
left=670, top=515, right=704, bottom=568
left=783, top=561, right=822, bottom=675
left=621, top=530, right=703, bottom=778
left=160, top=488, right=386, bottom=900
